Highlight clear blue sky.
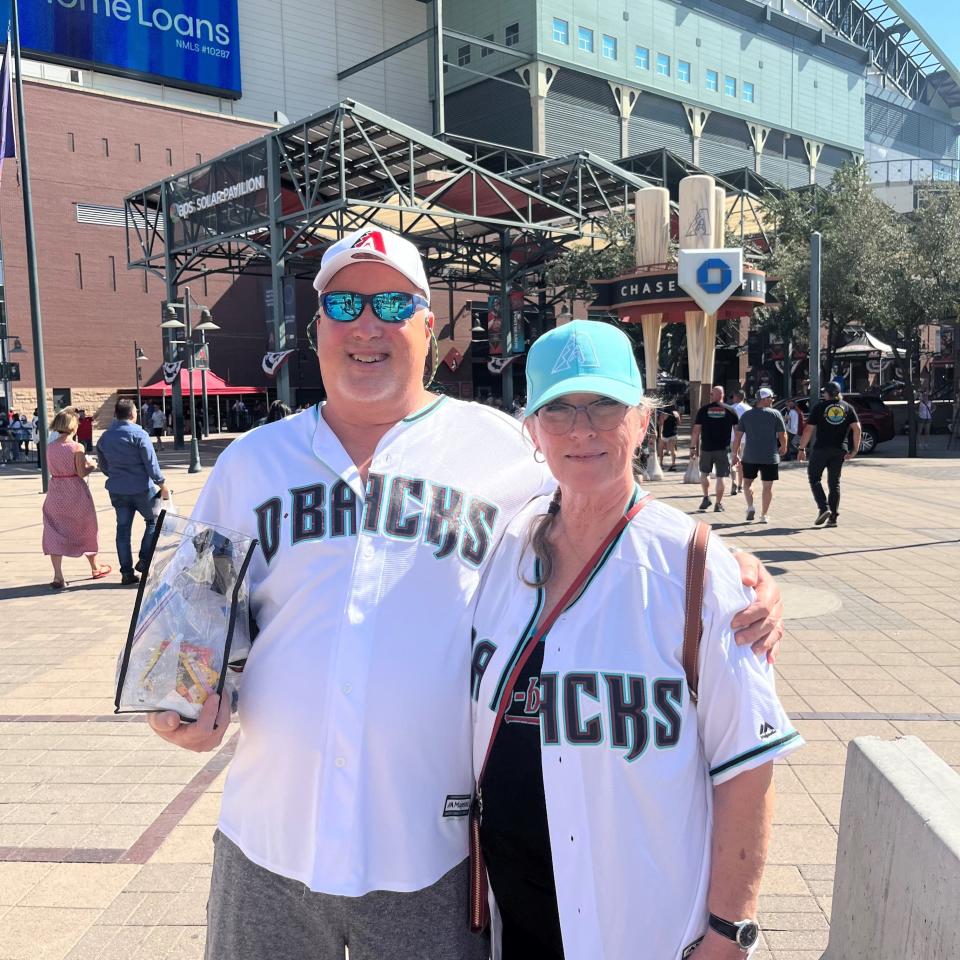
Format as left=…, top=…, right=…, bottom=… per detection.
left=901, top=0, right=960, bottom=68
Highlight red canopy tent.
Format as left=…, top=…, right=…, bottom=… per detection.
left=140, top=369, right=259, bottom=397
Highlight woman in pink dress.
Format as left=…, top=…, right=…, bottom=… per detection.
left=42, top=409, right=110, bottom=588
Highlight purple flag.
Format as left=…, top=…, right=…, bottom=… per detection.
left=0, top=37, right=15, bottom=180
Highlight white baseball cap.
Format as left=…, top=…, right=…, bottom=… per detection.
left=757, top=387, right=776, bottom=399
left=312, top=228, right=431, bottom=303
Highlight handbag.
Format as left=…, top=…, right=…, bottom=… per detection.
left=468, top=511, right=710, bottom=931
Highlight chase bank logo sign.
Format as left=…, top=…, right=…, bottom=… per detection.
left=678, top=249, right=744, bottom=315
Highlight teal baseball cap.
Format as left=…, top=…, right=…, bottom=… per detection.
left=525, top=319, right=643, bottom=416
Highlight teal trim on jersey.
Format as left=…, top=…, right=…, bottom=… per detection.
left=709, top=730, right=802, bottom=779
left=402, top=394, right=447, bottom=423
left=487, top=484, right=641, bottom=714
left=488, top=559, right=545, bottom=712
left=563, top=484, right=641, bottom=612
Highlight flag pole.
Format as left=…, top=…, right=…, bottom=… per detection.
left=10, top=0, right=49, bottom=491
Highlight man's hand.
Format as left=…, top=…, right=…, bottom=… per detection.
left=159, top=484, right=170, bottom=500
left=797, top=448, right=807, bottom=463
left=730, top=552, right=783, bottom=663
left=147, top=693, right=231, bottom=752
left=844, top=451, right=856, bottom=461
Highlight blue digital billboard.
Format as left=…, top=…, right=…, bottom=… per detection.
left=0, top=0, right=241, bottom=98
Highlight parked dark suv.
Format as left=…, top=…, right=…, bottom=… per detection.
left=775, top=394, right=895, bottom=454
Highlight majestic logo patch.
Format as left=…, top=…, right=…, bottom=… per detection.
left=758, top=722, right=777, bottom=740
left=550, top=332, right=600, bottom=374
left=443, top=795, right=471, bottom=818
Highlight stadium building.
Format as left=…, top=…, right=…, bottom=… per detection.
left=2, top=0, right=957, bottom=419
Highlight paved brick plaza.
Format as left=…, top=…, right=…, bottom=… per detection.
left=1, top=432, right=958, bottom=960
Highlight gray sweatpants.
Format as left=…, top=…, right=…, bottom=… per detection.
left=205, top=830, right=489, bottom=960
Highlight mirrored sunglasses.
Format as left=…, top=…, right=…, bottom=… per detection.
left=321, top=291, right=429, bottom=324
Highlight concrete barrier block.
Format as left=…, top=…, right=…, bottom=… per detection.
left=825, top=736, right=960, bottom=960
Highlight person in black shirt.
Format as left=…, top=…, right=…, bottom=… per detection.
left=690, top=386, right=740, bottom=513
left=797, top=382, right=861, bottom=527
left=658, top=402, right=681, bottom=471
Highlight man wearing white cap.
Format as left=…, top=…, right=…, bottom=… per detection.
left=732, top=387, right=788, bottom=524
left=145, top=227, right=786, bottom=960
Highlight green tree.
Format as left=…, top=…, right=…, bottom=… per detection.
left=546, top=212, right=637, bottom=302
left=885, top=184, right=960, bottom=456
left=762, top=163, right=899, bottom=379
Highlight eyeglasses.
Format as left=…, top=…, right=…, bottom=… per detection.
left=536, top=398, right=629, bottom=435
left=321, top=291, right=429, bottom=324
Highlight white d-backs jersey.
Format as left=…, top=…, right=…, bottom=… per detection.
left=191, top=397, right=549, bottom=895
left=472, top=492, right=802, bottom=960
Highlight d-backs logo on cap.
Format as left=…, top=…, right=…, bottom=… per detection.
left=352, top=230, right=387, bottom=254
left=551, top=331, right=600, bottom=374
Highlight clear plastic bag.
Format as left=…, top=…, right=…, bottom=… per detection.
left=114, top=510, right=258, bottom=721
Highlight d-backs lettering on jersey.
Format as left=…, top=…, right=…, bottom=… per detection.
left=471, top=637, right=684, bottom=763
left=254, top=472, right=498, bottom=568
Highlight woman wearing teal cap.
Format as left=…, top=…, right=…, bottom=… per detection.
left=470, top=320, right=801, bottom=960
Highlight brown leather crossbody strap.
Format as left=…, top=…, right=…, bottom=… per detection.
left=682, top=521, right=711, bottom=703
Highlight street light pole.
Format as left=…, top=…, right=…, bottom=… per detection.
left=200, top=329, right=209, bottom=436
left=134, top=341, right=147, bottom=417
left=160, top=288, right=218, bottom=473
left=183, top=288, right=201, bottom=474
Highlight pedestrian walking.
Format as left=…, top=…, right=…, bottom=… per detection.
left=144, top=229, right=785, bottom=960
left=10, top=414, right=28, bottom=461
left=690, top=386, right=740, bottom=513
left=729, top=389, right=751, bottom=494
left=41, top=409, right=110, bottom=588
left=783, top=399, right=802, bottom=460
left=918, top=392, right=933, bottom=450
left=96, top=398, right=168, bottom=585
left=732, top=387, right=788, bottom=524
left=797, top=382, right=861, bottom=528
left=149, top=404, right=166, bottom=447
left=76, top=409, right=94, bottom=454
left=657, top=400, right=681, bottom=470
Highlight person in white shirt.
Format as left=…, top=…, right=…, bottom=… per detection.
left=918, top=392, right=933, bottom=450
left=729, top=389, right=752, bottom=495
left=145, top=229, right=786, bottom=960
left=784, top=399, right=801, bottom=460
left=472, top=323, right=801, bottom=960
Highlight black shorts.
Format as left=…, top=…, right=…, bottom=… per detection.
left=742, top=461, right=779, bottom=482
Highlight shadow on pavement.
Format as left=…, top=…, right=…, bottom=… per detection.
left=0, top=580, right=137, bottom=601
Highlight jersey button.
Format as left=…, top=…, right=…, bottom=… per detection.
left=341, top=683, right=352, bottom=695
left=335, top=757, right=347, bottom=768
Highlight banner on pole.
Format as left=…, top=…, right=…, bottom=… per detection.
left=0, top=34, right=15, bottom=182
left=162, top=361, right=182, bottom=385
left=262, top=350, right=295, bottom=377
left=487, top=355, right=519, bottom=375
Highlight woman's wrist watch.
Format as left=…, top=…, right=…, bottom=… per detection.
left=708, top=913, right=760, bottom=951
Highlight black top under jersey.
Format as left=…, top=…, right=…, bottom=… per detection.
left=807, top=399, right=860, bottom=451
left=480, top=638, right=565, bottom=959
left=694, top=403, right=739, bottom=451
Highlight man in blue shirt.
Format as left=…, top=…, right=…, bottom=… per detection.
left=96, top=398, right=168, bottom=585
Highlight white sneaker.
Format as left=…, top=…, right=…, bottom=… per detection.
left=759, top=515, right=769, bottom=524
